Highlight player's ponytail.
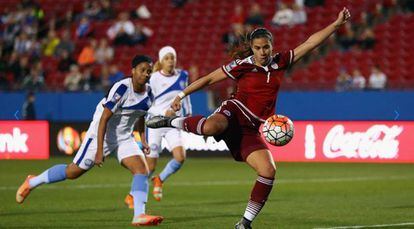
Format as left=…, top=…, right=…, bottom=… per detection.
left=229, top=28, right=273, bottom=60
left=153, top=60, right=162, bottom=72
left=229, top=34, right=253, bottom=60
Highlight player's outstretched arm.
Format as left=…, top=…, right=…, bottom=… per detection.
left=170, top=67, right=227, bottom=111
left=293, top=7, right=351, bottom=63
left=96, top=107, right=113, bottom=167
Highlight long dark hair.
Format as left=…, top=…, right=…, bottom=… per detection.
left=229, top=28, right=274, bottom=60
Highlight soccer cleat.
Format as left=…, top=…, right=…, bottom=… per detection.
left=131, top=214, right=164, bottom=226
left=235, top=221, right=252, bottom=229
left=124, top=194, right=134, bottom=209
left=16, top=175, right=36, bottom=204
left=145, top=116, right=176, bottom=129
left=152, top=176, right=163, bottom=201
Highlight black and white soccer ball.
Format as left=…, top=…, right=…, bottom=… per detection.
left=262, top=114, right=294, bottom=146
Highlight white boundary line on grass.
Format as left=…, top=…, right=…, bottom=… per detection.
left=1, top=175, right=413, bottom=191
left=315, top=222, right=414, bottom=228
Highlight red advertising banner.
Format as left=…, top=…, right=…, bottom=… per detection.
left=267, top=121, right=414, bottom=163
left=0, top=121, right=49, bottom=160
left=7, top=120, right=411, bottom=163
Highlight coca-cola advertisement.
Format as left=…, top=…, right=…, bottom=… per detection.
left=267, top=121, right=414, bottom=163
left=0, top=121, right=49, bottom=160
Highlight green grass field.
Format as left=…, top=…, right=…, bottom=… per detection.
left=1, top=157, right=414, bottom=228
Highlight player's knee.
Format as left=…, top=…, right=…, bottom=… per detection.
left=65, top=164, right=85, bottom=179
left=258, top=164, right=276, bottom=178
left=65, top=169, right=82, bottom=179
left=175, top=156, right=185, bottom=164
left=203, top=122, right=224, bottom=135
left=130, top=166, right=148, bottom=175
left=173, top=152, right=186, bottom=163
left=202, top=123, right=215, bottom=135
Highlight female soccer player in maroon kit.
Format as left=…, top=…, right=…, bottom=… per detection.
left=147, top=8, right=351, bottom=229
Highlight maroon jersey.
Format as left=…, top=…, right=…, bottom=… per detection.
left=221, top=50, right=294, bottom=121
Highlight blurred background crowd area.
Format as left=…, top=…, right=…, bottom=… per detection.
left=1, top=0, right=414, bottom=100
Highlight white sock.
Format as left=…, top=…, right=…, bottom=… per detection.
left=243, top=200, right=264, bottom=222
left=28, top=164, right=68, bottom=188
left=171, top=117, right=185, bottom=129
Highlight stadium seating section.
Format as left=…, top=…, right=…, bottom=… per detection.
left=2, top=0, right=413, bottom=90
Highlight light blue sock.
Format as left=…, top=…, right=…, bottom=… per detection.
left=131, top=174, right=148, bottom=217
left=130, top=170, right=154, bottom=195
left=159, top=159, right=182, bottom=182
left=29, top=164, right=67, bottom=188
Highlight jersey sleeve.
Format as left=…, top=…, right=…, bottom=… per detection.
left=103, top=83, right=128, bottom=113
left=147, top=84, right=154, bottom=103
left=273, top=49, right=294, bottom=69
left=221, top=59, right=245, bottom=80
left=148, top=74, right=157, bottom=95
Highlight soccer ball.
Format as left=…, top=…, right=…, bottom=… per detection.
left=262, top=114, right=294, bottom=146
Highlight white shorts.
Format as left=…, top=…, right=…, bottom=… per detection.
left=73, top=133, right=144, bottom=170
left=146, top=127, right=183, bottom=158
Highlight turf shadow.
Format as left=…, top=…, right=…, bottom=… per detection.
left=165, top=213, right=241, bottom=224
left=161, top=200, right=247, bottom=207
left=4, top=225, right=122, bottom=229
left=391, top=205, right=414, bottom=209
left=0, top=207, right=124, bottom=217
left=279, top=214, right=347, bottom=228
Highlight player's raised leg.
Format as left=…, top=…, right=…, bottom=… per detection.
left=16, top=163, right=87, bottom=204
left=16, top=136, right=96, bottom=204
left=121, top=155, right=164, bottom=226
left=146, top=113, right=228, bottom=136
left=236, top=149, right=276, bottom=229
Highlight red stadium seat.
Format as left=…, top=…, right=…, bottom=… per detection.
left=13, top=0, right=412, bottom=90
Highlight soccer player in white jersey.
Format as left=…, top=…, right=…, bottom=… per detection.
left=16, top=55, right=164, bottom=227
left=125, top=46, right=191, bottom=207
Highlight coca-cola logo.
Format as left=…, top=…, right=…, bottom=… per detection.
left=0, top=128, right=28, bottom=153
left=267, top=121, right=413, bottom=163
left=322, top=125, right=403, bottom=159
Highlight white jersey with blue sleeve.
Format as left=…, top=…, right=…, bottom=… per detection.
left=145, top=69, right=191, bottom=158
left=147, top=69, right=192, bottom=117
left=89, top=77, right=153, bottom=141
left=73, top=77, right=153, bottom=170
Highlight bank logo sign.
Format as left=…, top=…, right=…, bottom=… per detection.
left=0, top=121, right=49, bottom=160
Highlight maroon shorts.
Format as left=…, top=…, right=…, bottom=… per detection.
left=213, top=99, right=268, bottom=162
